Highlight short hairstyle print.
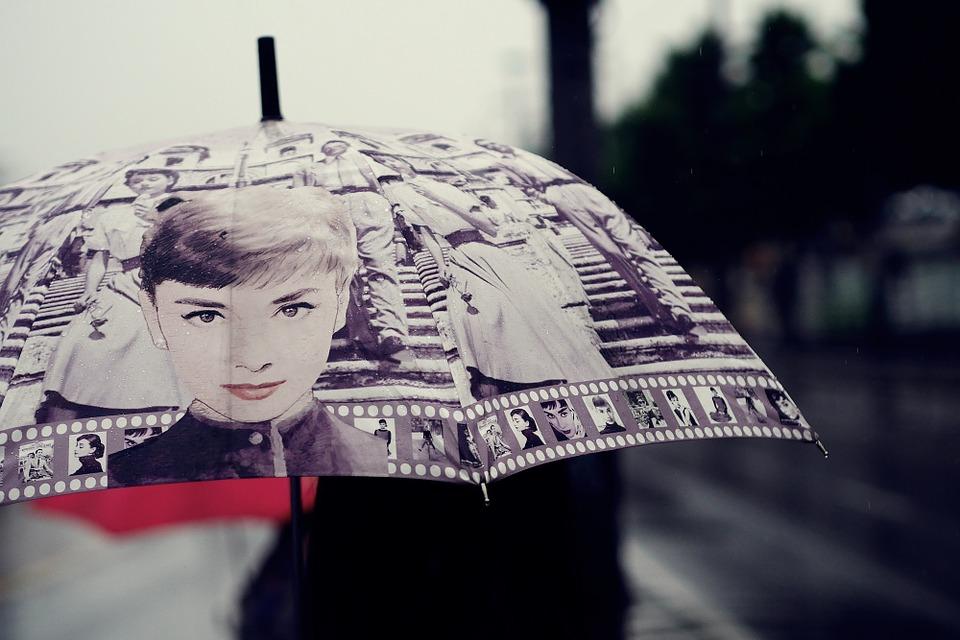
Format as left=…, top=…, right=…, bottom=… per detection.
left=139, top=186, right=358, bottom=301
left=540, top=398, right=571, bottom=413
left=590, top=395, right=610, bottom=409
left=77, top=433, right=105, bottom=458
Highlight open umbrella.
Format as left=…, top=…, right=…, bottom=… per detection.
left=0, top=38, right=824, bottom=509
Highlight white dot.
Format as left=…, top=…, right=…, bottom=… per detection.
left=792, top=429, right=803, bottom=439
left=706, top=375, right=716, bottom=385
left=0, top=433, right=6, bottom=445
left=535, top=450, right=546, bottom=462
left=655, top=431, right=666, bottom=442
left=483, top=401, right=492, bottom=413
left=115, top=417, right=127, bottom=429
left=578, top=384, right=589, bottom=395
left=673, top=429, right=685, bottom=439
left=439, top=407, right=450, bottom=419
left=575, top=441, right=586, bottom=453
left=397, top=405, right=408, bottom=417
left=459, top=470, right=470, bottom=481
left=669, top=430, right=680, bottom=440
left=99, top=476, right=108, bottom=487
left=625, top=434, right=637, bottom=445
left=39, top=483, right=51, bottom=496
left=559, top=386, right=569, bottom=397
left=657, top=377, right=668, bottom=387
left=752, top=426, right=763, bottom=436
left=24, top=485, right=35, bottom=498
left=411, top=405, right=422, bottom=416
left=615, top=436, right=626, bottom=447
left=546, top=448, right=556, bottom=459
left=11, top=430, right=22, bottom=442
left=733, top=426, right=744, bottom=436
left=54, top=481, right=66, bottom=493
left=758, top=377, right=769, bottom=387
left=69, top=479, right=81, bottom=491
left=645, top=432, right=656, bottom=442
left=736, top=375, right=747, bottom=386
left=175, top=411, right=186, bottom=421
left=337, top=405, right=349, bottom=417
left=586, top=440, right=597, bottom=451
left=424, top=405, right=436, bottom=418
left=466, top=409, right=475, bottom=420
left=352, top=405, right=364, bottom=417
left=492, top=398, right=501, bottom=410
left=746, top=376, right=757, bottom=386
left=143, top=415, right=156, bottom=427
left=519, top=392, right=529, bottom=404
left=453, top=410, right=464, bottom=422
left=367, top=405, right=380, bottom=417
left=84, top=477, right=97, bottom=489
left=588, top=383, right=599, bottom=394
left=516, top=456, right=526, bottom=468
left=507, top=458, right=516, bottom=471
left=596, top=439, right=607, bottom=450
left=723, top=426, right=734, bottom=437
left=762, top=427, right=773, bottom=437
left=638, top=378, right=648, bottom=388
left=556, top=445, right=567, bottom=457
left=525, top=452, right=536, bottom=464
left=686, top=375, right=698, bottom=385
left=772, top=427, right=783, bottom=438
left=8, top=488, right=20, bottom=501
left=159, top=414, right=171, bottom=425
left=430, top=465, right=442, bottom=478
left=497, top=461, right=507, bottom=474
left=444, top=467, right=457, bottom=479
left=685, top=428, right=694, bottom=438
left=475, top=403, right=485, bottom=416
left=129, top=416, right=142, bottom=427
left=803, top=431, right=814, bottom=441
left=528, top=390, right=541, bottom=401
left=26, top=427, right=38, bottom=440
left=550, top=388, right=560, bottom=398
left=388, top=462, right=397, bottom=474
left=649, top=378, right=659, bottom=388
left=382, top=405, right=394, bottom=417
left=471, top=472, right=482, bottom=484
left=599, top=381, right=610, bottom=392
left=627, top=378, right=638, bottom=390
left=695, top=427, right=705, bottom=438
left=414, top=464, right=427, bottom=476
left=490, top=467, right=499, bottom=479
left=400, top=463, right=412, bottom=475
left=696, top=375, right=707, bottom=385
left=0, top=491, right=4, bottom=502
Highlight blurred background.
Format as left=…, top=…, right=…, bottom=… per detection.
left=1, top=0, right=958, bottom=638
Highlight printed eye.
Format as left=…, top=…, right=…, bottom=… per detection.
left=182, top=309, right=225, bottom=326
left=277, top=302, right=315, bottom=318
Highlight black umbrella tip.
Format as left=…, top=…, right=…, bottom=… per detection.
left=258, top=37, right=283, bottom=122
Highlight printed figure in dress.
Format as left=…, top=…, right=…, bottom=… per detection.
left=477, top=416, right=512, bottom=459
left=765, top=388, right=802, bottom=427
left=539, top=398, right=585, bottom=441
left=589, top=395, right=626, bottom=434
left=508, top=408, right=544, bottom=450
left=706, top=387, right=734, bottom=423
left=71, top=433, right=105, bottom=476
left=373, top=418, right=393, bottom=457
left=292, top=140, right=411, bottom=363
left=665, top=389, right=699, bottom=427
left=108, top=186, right=387, bottom=487
left=457, top=423, right=483, bottom=468
left=734, top=387, right=768, bottom=423
left=39, top=168, right=192, bottom=423
left=472, top=138, right=700, bottom=336
left=366, top=151, right=612, bottom=399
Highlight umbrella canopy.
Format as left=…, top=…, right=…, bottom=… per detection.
left=0, top=121, right=818, bottom=505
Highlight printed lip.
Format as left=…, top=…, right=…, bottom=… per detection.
left=221, top=380, right=286, bottom=401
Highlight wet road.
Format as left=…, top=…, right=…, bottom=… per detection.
left=618, top=342, right=960, bottom=638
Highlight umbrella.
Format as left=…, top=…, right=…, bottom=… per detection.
left=0, top=38, right=823, bottom=508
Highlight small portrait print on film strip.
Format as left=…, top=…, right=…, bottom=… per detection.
left=456, top=423, right=484, bottom=469
left=411, top=417, right=445, bottom=462
left=693, top=386, right=736, bottom=424
left=506, top=406, right=546, bottom=450
left=477, top=415, right=512, bottom=459
left=663, top=388, right=699, bottom=427
left=734, top=386, right=768, bottom=423
left=584, top=394, right=627, bottom=435
left=124, top=426, right=166, bottom=449
left=625, top=389, right=667, bottom=429
left=19, top=440, right=54, bottom=483
left=69, top=433, right=106, bottom=476
left=539, top=398, right=585, bottom=441
left=765, top=388, right=804, bottom=427
left=355, top=418, right=398, bottom=459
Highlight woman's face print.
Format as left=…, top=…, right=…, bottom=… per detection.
left=141, top=270, right=346, bottom=423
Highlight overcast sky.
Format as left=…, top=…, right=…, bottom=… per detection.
left=0, top=0, right=858, bottom=182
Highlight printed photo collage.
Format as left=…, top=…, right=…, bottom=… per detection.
left=0, top=373, right=813, bottom=505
